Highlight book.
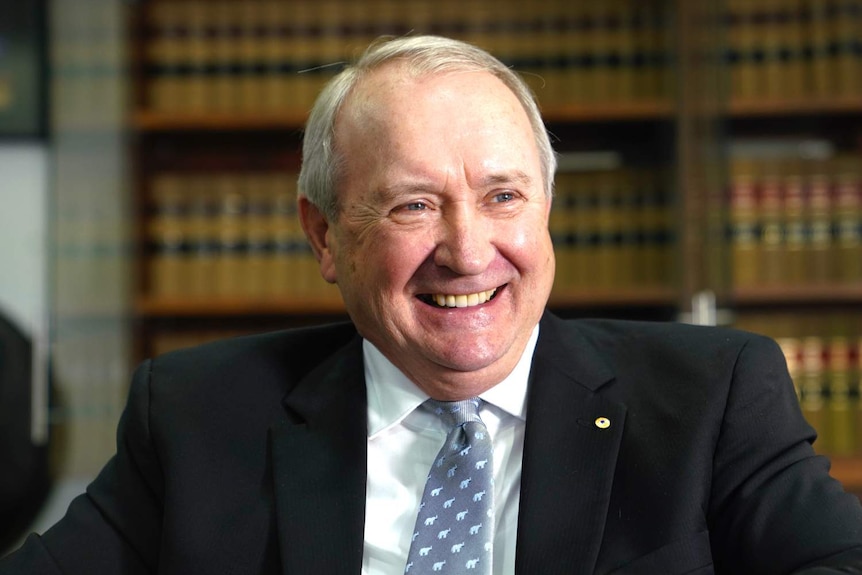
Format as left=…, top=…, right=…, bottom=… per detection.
left=729, top=157, right=760, bottom=287
left=807, top=170, right=835, bottom=284
left=828, top=336, right=856, bottom=456
left=758, top=161, right=785, bottom=286
left=800, top=336, right=828, bottom=452
left=833, top=158, right=862, bottom=284
left=148, top=173, right=188, bottom=298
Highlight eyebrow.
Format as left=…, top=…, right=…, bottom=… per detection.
left=479, top=170, right=534, bottom=189
left=372, top=181, right=439, bottom=204
left=374, top=170, right=535, bottom=202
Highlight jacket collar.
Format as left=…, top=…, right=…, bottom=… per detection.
left=515, top=312, right=625, bottom=574
left=270, top=334, right=368, bottom=575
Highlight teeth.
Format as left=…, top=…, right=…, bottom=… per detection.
left=431, top=288, right=497, bottom=309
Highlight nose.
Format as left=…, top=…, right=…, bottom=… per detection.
left=433, top=204, right=495, bottom=275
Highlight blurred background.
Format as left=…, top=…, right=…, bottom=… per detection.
left=1, top=0, right=860, bottom=554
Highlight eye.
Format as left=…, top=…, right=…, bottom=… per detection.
left=490, top=191, right=516, bottom=203
left=391, top=200, right=429, bottom=216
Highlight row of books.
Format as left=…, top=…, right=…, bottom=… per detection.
left=729, top=153, right=862, bottom=288
left=142, top=0, right=673, bottom=114
left=725, top=0, right=862, bottom=103
left=550, top=167, right=675, bottom=292
left=146, top=166, right=676, bottom=301
left=146, top=171, right=340, bottom=301
left=736, top=312, right=862, bottom=457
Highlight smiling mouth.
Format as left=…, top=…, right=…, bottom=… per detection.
left=418, top=287, right=500, bottom=309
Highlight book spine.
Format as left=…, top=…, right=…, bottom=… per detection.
left=616, top=169, right=638, bottom=289
left=780, top=0, right=808, bottom=99
left=800, top=336, right=829, bottom=453
left=267, top=175, right=298, bottom=298
left=148, top=173, right=187, bottom=298
left=244, top=175, right=274, bottom=298
left=833, top=0, right=860, bottom=98
left=549, top=171, right=574, bottom=296
left=758, top=161, right=784, bottom=286
left=807, top=0, right=836, bottom=99
left=761, top=0, right=785, bottom=101
left=185, top=1, right=212, bottom=113
left=834, top=159, right=862, bottom=284
left=783, top=169, right=808, bottom=284
left=259, top=1, right=291, bottom=113
left=729, top=158, right=761, bottom=287
left=186, top=176, right=218, bottom=298
left=728, top=0, right=760, bottom=103
left=828, top=336, right=856, bottom=456
left=807, top=168, right=834, bottom=284
left=146, top=1, right=185, bottom=112
left=569, top=172, right=593, bottom=290
left=213, top=175, right=247, bottom=297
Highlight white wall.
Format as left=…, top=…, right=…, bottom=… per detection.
left=0, top=142, right=48, bottom=337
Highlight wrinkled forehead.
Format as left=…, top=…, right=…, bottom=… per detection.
left=336, top=64, right=525, bottom=145
left=336, top=63, right=453, bottom=137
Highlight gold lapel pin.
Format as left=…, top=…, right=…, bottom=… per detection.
left=594, top=417, right=611, bottom=429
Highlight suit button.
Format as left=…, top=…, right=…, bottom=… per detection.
left=594, top=417, right=611, bottom=429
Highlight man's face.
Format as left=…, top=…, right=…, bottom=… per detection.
left=306, top=65, right=555, bottom=399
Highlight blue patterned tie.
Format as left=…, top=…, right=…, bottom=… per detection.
left=404, top=398, right=494, bottom=574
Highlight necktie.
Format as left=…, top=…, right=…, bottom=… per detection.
left=405, top=398, right=494, bottom=574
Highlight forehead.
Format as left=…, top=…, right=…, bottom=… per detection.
left=346, top=63, right=528, bottom=127
left=335, top=65, right=539, bottom=171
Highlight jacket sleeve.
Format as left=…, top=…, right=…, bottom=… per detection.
left=708, top=333, right=862, bottom=573
left=0, top=360, right=164, bottom=574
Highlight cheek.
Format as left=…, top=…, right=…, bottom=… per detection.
left=357, top=231, right=433, bottom=285
left=510, top=216, right=552, bottom=258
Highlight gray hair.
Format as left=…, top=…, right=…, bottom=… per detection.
left=297, top=35, right=557, bottom=221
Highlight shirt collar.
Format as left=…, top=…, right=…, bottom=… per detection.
left=365, top=324, right=539, bottom=438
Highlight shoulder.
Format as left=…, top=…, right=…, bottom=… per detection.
left=542, top=314, right=785, bottom=384
left=548, top=314, right=774, bottom=351
left=151, top=321, right=357, bottom=370
left=140, top=321, right=359, bottom=402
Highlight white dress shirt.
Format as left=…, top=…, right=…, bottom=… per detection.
left=361, top=325, right=538, bottom=575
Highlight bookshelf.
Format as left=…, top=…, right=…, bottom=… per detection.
left=126, top=0, right=862, bottom=492
left=720, top=0, right=862, bottom=492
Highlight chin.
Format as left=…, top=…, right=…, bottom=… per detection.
left=432, top=345, right=511, bottom=375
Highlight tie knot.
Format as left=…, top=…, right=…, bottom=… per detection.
left=426, top=398, right=483, bottom=430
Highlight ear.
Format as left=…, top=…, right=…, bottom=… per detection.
left=298, top=196, right=338, bottom=284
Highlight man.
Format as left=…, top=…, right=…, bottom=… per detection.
left=3, top=35, right=862, bottom=574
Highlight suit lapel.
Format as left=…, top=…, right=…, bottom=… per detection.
left=516, top=313, right=626, bottom=574
left=270, top=336, right=367, bottom=575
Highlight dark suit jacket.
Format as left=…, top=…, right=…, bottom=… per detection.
left=3, top=313, right=862, bottom=574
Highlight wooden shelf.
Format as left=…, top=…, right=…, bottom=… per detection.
left=132, top=101, right=675, bottom=131
left=732, top=284, right=862, bottom=306
left=542, top=101, right=675, bottom=123
left=133, top=111, right=310, bottom=132
left=729, top=98, right=862, bottom=118
left=136, top=296, right=346, bottom=317
left=830, top=456, right=862, bottom=493
left=549, top=286, right=678, bottom=308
